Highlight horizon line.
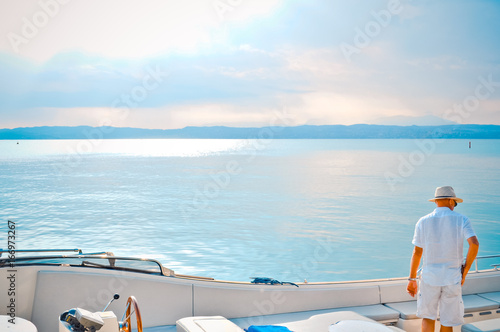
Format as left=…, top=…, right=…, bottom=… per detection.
left=3, top=123, right=500, bottom=131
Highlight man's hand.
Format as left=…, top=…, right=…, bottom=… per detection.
left=407, top=246, right=422, bottom=297
left=407, top=280, right=418, bottom=297
left=462, top=236, right=479, bottom=286
left=461, top=264, right=466, bottom=286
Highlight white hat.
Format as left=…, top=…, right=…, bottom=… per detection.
left=429, top=186, right=463, bottom=203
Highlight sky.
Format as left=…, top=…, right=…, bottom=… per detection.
left=1, top=0, right=500, bottom=129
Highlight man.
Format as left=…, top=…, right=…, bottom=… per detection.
left=407, top=186, right=479, bottom=332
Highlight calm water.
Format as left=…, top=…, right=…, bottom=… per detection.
left=1, top=138, right=499, bottom=282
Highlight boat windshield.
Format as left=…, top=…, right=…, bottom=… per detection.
left=0, top=249, right=174, bottom=276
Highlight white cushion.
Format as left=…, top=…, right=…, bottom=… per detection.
left=478, top=292, right=500, bottom=304
left=385, top=295, right=500, bottom=320
left=282, top=311, right=405, bottom=332
left=384, top=301, right=418, bottom=320
left=463, top=295, right=500, bottom=313
left=231, top=304, right=400, bottom=329
left=176, top=316, right=244, bottom=332
left=329, top=319, right=394, bottom=332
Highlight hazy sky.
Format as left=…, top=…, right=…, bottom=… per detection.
left=1, top=0, right=499, bottom=129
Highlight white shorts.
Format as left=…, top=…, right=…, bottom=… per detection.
left=416, top=280, right=464, bottom=327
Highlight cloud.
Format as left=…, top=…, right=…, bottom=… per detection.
left=406, top=56, right=468, bottom=71
left=0, top=0, right=284, bottom=62
left=1, top=1, right=500, bottom=128
left=0, top=45, right=301, bottom=110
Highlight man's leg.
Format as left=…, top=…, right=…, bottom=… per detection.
left=418, top=281, right=440, bottom=332
left=439, top=282, right=465, bottom=330
left=422, top=318, right=435, bottom=332
left=440, top=325, right=453, bottom=332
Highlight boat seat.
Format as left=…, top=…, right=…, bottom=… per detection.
left=176, top=316, right=244, bottom=332
left=281, top=311, right=405, bottom=332
left=231, top=310, right=403, bottom=332
left=478, top=292, right=500, bottom=305
left=230, top=304, right=400, bottom=328
left=384, top=294, right=500, bottom=320
left=335, top=304, right=401, bottom=322
left=462, top=295, right=500, bottom=313
left=461, top=318, right=500, bottom=332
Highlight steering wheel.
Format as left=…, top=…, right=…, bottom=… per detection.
left=120, top=296, right=143, bottom=332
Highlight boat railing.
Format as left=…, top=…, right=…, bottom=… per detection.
left=474, top=254, right=500, bottom=272
left=0, top=250, right=175, bottom=277
left=416, top=254, right=500, bottom=276
left=0, top=248, right=84, bottom=257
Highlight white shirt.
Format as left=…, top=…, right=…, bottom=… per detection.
left=412, top=207, right=476, bottom=286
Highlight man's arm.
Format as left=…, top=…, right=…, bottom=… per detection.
left=407, top=246, right=423, bottom=297
left=461, top=236, right=479, bottom=285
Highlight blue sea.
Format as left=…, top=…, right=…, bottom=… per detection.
left=1, top=138, right=499, bottom=282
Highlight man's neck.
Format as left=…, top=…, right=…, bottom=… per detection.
left=436, top=200, right=454, bottom=211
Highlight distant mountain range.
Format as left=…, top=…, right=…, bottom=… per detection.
left=370, top=115, right=458, bottom=126
left=1, top=124, right=500, bottom=139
